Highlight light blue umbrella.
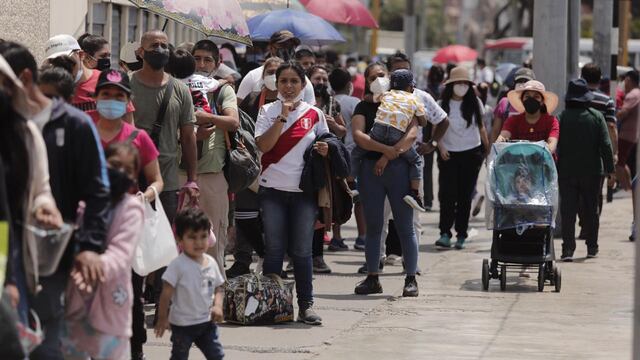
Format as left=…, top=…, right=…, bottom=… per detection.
left=247, top=9, right=345, bottom=45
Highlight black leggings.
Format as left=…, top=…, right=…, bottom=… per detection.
left=437, top=146, right=484, bottom=238
left=312, top=228, right=324, bottom=257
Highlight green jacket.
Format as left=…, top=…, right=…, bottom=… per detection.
left=557, top=107, right=614, bottom=178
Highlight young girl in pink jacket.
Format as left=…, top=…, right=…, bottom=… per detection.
left=61, top=142, right=144, bottom=359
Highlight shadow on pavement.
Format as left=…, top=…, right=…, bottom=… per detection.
left=460, top=277, right=541, bottom=293
left=314, top=293, right=393, bottom=301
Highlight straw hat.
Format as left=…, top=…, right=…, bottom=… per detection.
left=444, top=66, right=474, bottom=85
left=507, top=80, right=559, bottom=114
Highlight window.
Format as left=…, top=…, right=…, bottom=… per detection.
left=92, top=2, right=107, bottom=36
left=111, top=5, right=122, bottom=64
left=128, top=7, right=139, bottom=42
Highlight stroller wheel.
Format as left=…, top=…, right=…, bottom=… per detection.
left=500, top=264, right=507, bottom=291
left=554, top=266, right=561, bottom=292
left=482, top=259, right=490, bottom=291
left=537, top=264, right=545, bottom=292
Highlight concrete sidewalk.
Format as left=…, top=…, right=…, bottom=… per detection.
left=144, top=191, right=635, bottom=360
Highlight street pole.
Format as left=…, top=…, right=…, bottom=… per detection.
left=404, top=0, right=416, bottom=63
left=611, top=0, right=619, bottom=100
left=370, top=0, right=380, bottom=57
left=619, top=0, right=631, bottom=67
left=592, top=0, right=612, bottom=83
left=567, top=0, right=580, bottom=82
left=532, top=0, right=568, bottom=113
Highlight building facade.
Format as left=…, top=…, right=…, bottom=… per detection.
left=0, top=0, right=204, bottom=64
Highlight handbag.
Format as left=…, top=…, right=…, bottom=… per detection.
left=132, top=186, right=178, bottom=276
left=223, top=273, right=294, bottom=325
left=176, top=191, right=216, bottom=248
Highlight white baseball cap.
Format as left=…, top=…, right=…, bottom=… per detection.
left=120, top=41, right=140, bottom=63
left=45, top=34, right=81, bottom=59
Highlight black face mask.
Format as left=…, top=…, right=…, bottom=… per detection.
left=523, top=97, right=542, bottom=114
left=275, top=48, right=294, bottom=62
left=108, top=167, right=134, bottom=201
left=313, top=83, right=329, bottom=98
left=127, top=57, right=144, bottom=72
left=143, top=47, right=170, bottom=70
left=96, top=58, right=111, bottom=71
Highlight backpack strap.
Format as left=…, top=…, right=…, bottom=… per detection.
left=125, top=129, right=140, bottom=144
left=150, top=78, right=174, bottom=146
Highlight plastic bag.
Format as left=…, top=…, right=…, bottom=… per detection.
left=132, top=187, right=178, bottom=276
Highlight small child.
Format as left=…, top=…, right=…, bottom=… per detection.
left=155, top=207, right=225, bottom=360
left=170, top=49, right=220, bottom=114
left=350, top=69, right=428, bottom=211
left=513, top=166, right=533, bottom=203
left=61, top=142, right=144, bottom=360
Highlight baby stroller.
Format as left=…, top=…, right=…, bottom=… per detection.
left=482, top=141, right=561, bottom=292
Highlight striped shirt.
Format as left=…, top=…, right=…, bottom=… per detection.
left=588, top=88, right=616, bottom=124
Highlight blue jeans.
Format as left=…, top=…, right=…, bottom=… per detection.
left=259, top=187, right=317, bottom=308
left=351, top=122, right=423, bottom=181
left=170, top=322, right=224, bottom=360
left=359, top=158, right=418, bottom=275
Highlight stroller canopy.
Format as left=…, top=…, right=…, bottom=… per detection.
left=485, top=141, right=559, bottom=231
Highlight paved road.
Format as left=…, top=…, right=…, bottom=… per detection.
left=144, top=188, right=635, bottom=359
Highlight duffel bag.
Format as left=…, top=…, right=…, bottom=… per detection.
left=223, top=273, right=294, bottom=325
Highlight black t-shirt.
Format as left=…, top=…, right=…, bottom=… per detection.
left=353, top=100, right=382, bottom=159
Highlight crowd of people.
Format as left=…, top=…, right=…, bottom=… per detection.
left=0, top=26, right=638, bottom=360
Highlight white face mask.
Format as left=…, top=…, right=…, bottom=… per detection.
left=277, top=91, right=304, bottom=104
left=370, top=76, right=390, bottom=95
left=263, top=74, right=277, bottom=91
left=453, top=83, right=469, bottom=97
left=347, top=66, right=358, bottom=77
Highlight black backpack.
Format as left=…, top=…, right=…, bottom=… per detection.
left=213, top=86, right=261, bottom=193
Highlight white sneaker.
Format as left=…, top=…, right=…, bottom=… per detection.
left=255, top=258, right=264, bottom=274
left=385, top=254, right=402, bottom=266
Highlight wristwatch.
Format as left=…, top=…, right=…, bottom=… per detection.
left=276, top=115, right=287, bottom=123
left=431, top=140, right=438, bottom=148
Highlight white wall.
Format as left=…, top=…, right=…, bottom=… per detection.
left=50, top=0, right=88, bottom=38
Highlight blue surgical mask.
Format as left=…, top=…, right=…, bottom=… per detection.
left=96, top=99, right=127, bottom=120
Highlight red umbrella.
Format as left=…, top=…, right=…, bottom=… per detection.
left=432, top=45, right=478, bottom=64
left=299, top=0, right=379, bottom=28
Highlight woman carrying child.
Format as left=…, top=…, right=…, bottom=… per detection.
left=351, top=63, right=430, bottom=297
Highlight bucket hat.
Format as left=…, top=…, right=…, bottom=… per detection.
left=565, top=78, right=594, bottom=103
left=507, top=80, right=559, bottom=114
left=514, top=67, right=536, bottom=82
left=269, top=30, right=301, bottom=47
left=444, top=66, right=474, bottom=85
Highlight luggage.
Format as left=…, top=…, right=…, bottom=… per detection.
left=223, top=273, right=294, bottom=325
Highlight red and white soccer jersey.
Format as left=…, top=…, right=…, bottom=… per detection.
left=255, top=101, right=329, bottom=192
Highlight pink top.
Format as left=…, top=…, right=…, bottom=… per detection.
left=100, top=122, right=159, bottom=168
left=65, top=194, right=144, bottom=337
left=618, top=88, right=640, bottom=143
